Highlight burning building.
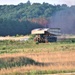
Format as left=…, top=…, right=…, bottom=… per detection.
left=31, top=28, right=61, bottom=43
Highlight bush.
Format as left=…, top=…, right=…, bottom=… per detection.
left=2, top=46, right=6, bottom=50
left=35, top=41, right=39, bottom=44
left=29, top=34, right=35, bottom=40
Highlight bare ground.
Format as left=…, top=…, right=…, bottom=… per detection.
left=0, top=36, right=29, bottom=41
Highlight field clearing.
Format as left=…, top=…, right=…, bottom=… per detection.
left=0, top=40, right=75, bottom=74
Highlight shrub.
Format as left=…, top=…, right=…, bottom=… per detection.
left=2, top=46, right=6, bottom=50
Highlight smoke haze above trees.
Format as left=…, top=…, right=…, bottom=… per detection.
left=50, top=6, right=75, bottom=34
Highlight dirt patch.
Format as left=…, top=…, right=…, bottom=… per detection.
left=0, top=36, right=29, bottom=41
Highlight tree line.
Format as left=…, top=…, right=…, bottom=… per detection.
left=0, top=1, right=74, bottom=36
left=0, top=19, right=42, bottom=36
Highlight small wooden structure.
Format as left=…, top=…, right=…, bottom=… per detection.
left=31, top=28, right=61, bottom=43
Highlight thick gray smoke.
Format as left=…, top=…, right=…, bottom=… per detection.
left=49, top=6, right=75, bottom=34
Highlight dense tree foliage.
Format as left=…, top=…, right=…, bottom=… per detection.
left=0, top=19, right=42, bottom=36
left=0, top=1, right=69, bottom=20
left=0, top=1, right=73, bottom=36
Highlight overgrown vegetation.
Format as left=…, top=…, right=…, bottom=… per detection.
left=0, top=39, right=74, bottom=54
left=26, top=70, right=75, bottom=75
left=1, top=70, right=75, bottom=75
left=0, top=39, right=75, bottom=74
left=0, top=39, right=75, bottom=54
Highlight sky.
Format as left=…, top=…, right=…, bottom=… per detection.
left=0, top=0, right=75, bottom=6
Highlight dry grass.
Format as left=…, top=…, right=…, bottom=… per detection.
left=0, top=36, right=75, bottom=74
left=0, top=51, right=75, bottom=74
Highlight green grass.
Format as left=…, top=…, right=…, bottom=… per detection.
left=0, top=40, right=75, bottom=54
left=1, top=70, right=75, bottom=75
left=26, top=70, right=75, bottom=75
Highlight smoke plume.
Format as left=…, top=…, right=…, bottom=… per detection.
left=49, top=6, right=75, bottom=34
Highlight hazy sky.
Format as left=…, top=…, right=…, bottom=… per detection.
left=0, top=0, right=75, bottom=6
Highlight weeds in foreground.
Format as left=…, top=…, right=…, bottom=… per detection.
left=0, top=40, right=75, bottom=54
left=0, top=69, right=75, bottom=75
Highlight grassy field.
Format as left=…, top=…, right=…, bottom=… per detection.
left=0, top=39, right=75, bottom=75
